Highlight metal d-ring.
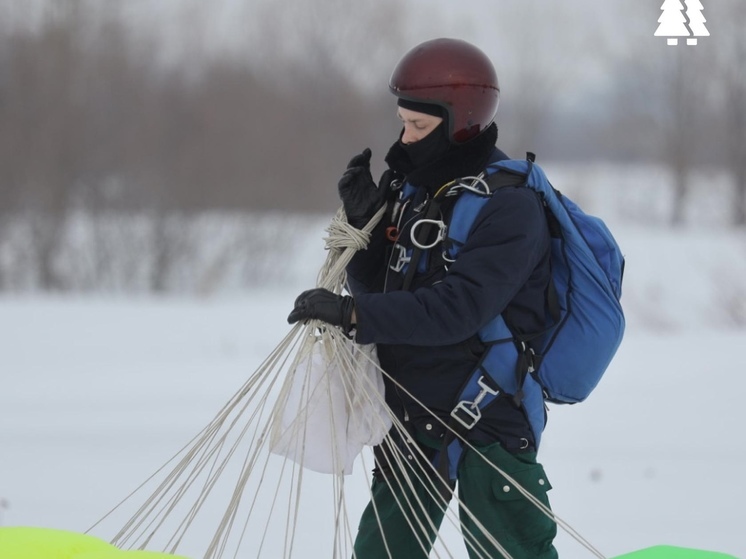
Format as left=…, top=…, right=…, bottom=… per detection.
left=410, top=219, right=447, bottom=250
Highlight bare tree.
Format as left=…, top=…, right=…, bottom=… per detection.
left=725, top=77, right=746, bottom=226
left=660, top=46, right=701, bottom=226
left=714, top=0, right=746, bottom=225
left=0, top=2, right=90, bottom=289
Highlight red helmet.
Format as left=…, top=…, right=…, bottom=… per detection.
left=389, top=38, right=500, bottom=143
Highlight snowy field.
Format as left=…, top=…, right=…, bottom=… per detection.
left=1, top=223, right=745, bottom=558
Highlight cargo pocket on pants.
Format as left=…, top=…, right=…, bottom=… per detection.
left=458, top=444, right=558, bottom=558
left=489, top=462, right=556, bottom=548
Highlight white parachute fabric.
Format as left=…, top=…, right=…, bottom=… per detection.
left=269, top=336, right=390, bottom=474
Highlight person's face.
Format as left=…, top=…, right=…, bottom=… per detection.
left=397, top=107, right=443, bottom=145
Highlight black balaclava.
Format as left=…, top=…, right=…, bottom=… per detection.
left=399, top=122, right=451, bottom=170
left=394, top=98, right=450, bottom=169
left=385, top=98, right=498, bottom=194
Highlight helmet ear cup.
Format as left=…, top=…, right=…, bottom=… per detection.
left=389, top=38, right=500, bottom=144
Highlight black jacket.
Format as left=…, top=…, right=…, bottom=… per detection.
left=347, top=128, right=551, bottom=450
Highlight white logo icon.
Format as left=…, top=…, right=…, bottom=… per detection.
left=655, top=0, right=710, bottom=45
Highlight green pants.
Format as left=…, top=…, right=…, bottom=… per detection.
left=353, top=442, right=558, bottom=559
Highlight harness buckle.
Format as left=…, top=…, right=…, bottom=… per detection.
left=389, top=243, right=410, bottom=272
left=451, top=401, right=481, bottom=430
left=450, top=376, right=501, bottom=430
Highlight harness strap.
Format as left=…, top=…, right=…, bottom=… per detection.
left=512, top=342, right=537, bottom=406
left=481, top=167, right=528, bottom=191
left=546, top=278, right=561, bottom=323
left=402, top=197, right=443, bottom=291
left=433, top=336, right=539, bottom=485
left=435, top=418, right=468, bottom=499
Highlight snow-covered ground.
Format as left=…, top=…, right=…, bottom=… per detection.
left=1, top=221, right=745, bottom=558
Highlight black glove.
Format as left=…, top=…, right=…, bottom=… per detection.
left=337, top=148, right=387, bottom=229
left=287, top=288, right=355, bottom=333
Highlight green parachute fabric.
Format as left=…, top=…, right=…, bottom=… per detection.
left=611, top=545, right=740, bottom=559
left=0, top=527, right=190, bottom=559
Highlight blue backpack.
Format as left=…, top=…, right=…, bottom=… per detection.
left=437, top=154, right=625, bottom=480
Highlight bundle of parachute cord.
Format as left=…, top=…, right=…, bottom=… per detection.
left=88, top=205, right=611, bottom=559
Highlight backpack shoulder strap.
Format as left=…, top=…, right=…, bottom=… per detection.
left=444, top=156, right=532, bottom=261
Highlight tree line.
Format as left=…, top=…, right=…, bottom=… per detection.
left=0, top=0, right=743, bottom=218
left=0, top=0, right=743, bottom=292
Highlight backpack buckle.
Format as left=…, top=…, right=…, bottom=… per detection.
left=450, top=376, right=501, bottom=430
left=389, top=243, right=410, bottom=272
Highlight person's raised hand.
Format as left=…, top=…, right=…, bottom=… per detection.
left=337, top=148, right=386, bottom=229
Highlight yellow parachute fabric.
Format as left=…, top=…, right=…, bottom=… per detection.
left=611, top=545, right=740, bottom=559
left=0, top=527, right=190, bottom=559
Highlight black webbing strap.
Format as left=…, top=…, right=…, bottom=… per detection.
left=512, top=343, right=535, bottom=406
left=546, top=278, right=560, bottom=323
left=483, top=169, right=528, bottom=192
left=401, top=197, right=443, bottom=291
left=435, top=418, right=466, bottom=501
